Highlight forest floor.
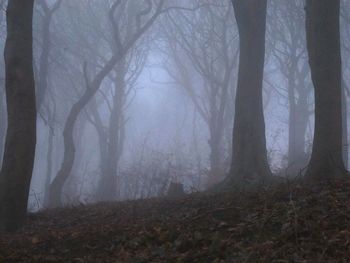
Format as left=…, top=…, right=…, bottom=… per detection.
left=1, top=180, right=350, bottom=262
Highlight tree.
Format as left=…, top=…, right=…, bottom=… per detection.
left=0, top=0, right=36, bottom=232
left=0, top=2, right=6, bottom=167
left=36, top=0, right=63, bottom=111
left=340, top=0, right=350, bottom=169
left=48, top=0, right=165, bottom=207
left=225, top=0, right=271, bottom=185
left=0, top=79, right=6, bottom=168
left=161, top=2, right=238, bottom=185
left=268, top=0, right=313, bottom=173
left=305, top=0, right=346, bottom=180
left=90, top=47, right=147, bottom=201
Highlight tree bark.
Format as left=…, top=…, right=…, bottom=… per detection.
left=0, top=0, right=36, bottom=232
left=0, top=86, right=6, bottom=168
left=228, top=0, right=271, bottom=183
left=305, top=0, right=346, bottom=180
left=342, top=78, right=348, bottom=169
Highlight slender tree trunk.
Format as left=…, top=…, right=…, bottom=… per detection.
left=305, top=0, right=346, bottom=180
left=342, top=78, right=348, bottom=169
left=43, top=121, right=54, bottom=207
left=0, top=0, right=36, bottom=232
left=37, top=14, right=51, bottom=111
left=208, top=127, right=223, bottom=185
left=48, top=0, right=164, bottom=206
left=228, top=0, right=271, bottom=183
left=89, top=98, right=109, bottom=199
left=48, top=54, right=120, bottom=208
left=287, top=68, right=298, bottom=168
left=37, top=0, right=62, bottom=111
left=208, top=74, right=230, bottom=186
left=99, top=62, right=126, bottom=201
left=288, top=87, right=309, bottom=172
left=294, top=93, right=309, bottom=164
left=0, top=86, right=6, bottom=168
left=48, top=98, right=87, bottom=207
left=66, top=114, right=88, bottom=200
left=43, top=99, right=57, bottom=207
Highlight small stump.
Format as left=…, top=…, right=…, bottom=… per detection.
left=166, top=182, right=185, bottom=198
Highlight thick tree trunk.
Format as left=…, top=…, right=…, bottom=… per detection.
left=228, top=0, right=271, bottom=183
left=0, top=0, right=36, bottom=232
left=305, top=0, right=346, bottom=180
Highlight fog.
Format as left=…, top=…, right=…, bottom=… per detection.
left=0, top=0, right=349, bottom=211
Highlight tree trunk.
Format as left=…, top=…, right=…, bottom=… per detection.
left=305, top=0, right=346, bottom=180
left=0, top=86, right=6, bottom=168
left=0, top=0, right=36, bottom=232
left=43, top=121, right=54, bottom=207
left=48, top=100, right=84, bottom=207
left=36, top=0, right=62, bottom=111
left=37, top=13, right=51, bottom=111
left=48, top=0, right=165, bottom=206
left=287, top=61, right=299, bottom=169
left=208, top=127, right=223, bottom=186
left=98, top=62, right=126, bottom=201
left=43, top=99, right=57, bottom=207
left=288, top=87, right=309, bottom=173
left=48, top=52, right=121, bottom=208
left=342, top=78, right=348, bottom=169
left=228, top=0, right=271, bottom=183
left=67, top=113, right=88, bottom=200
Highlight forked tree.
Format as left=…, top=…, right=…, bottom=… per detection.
left=48, top=0, right=165, bottom=207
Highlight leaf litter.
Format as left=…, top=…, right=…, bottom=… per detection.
left=0, top=179, right=350, bottom=262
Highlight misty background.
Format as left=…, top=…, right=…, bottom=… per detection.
left=0, top=0, right=349, bottom=210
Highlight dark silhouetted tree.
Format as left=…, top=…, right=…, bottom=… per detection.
left=305, top=0, right=346, bottom=180
left=0, top=0, right=36, bottom=232
left=226, top=0, right=271, bottom=185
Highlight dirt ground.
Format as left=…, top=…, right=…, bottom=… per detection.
left=1, top=180, right=350, bottom=262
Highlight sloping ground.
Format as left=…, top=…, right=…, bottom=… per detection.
left=0, top=180, right=350, bottom=263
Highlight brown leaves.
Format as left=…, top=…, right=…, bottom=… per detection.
left=1, top=180, right=350, bottom=262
